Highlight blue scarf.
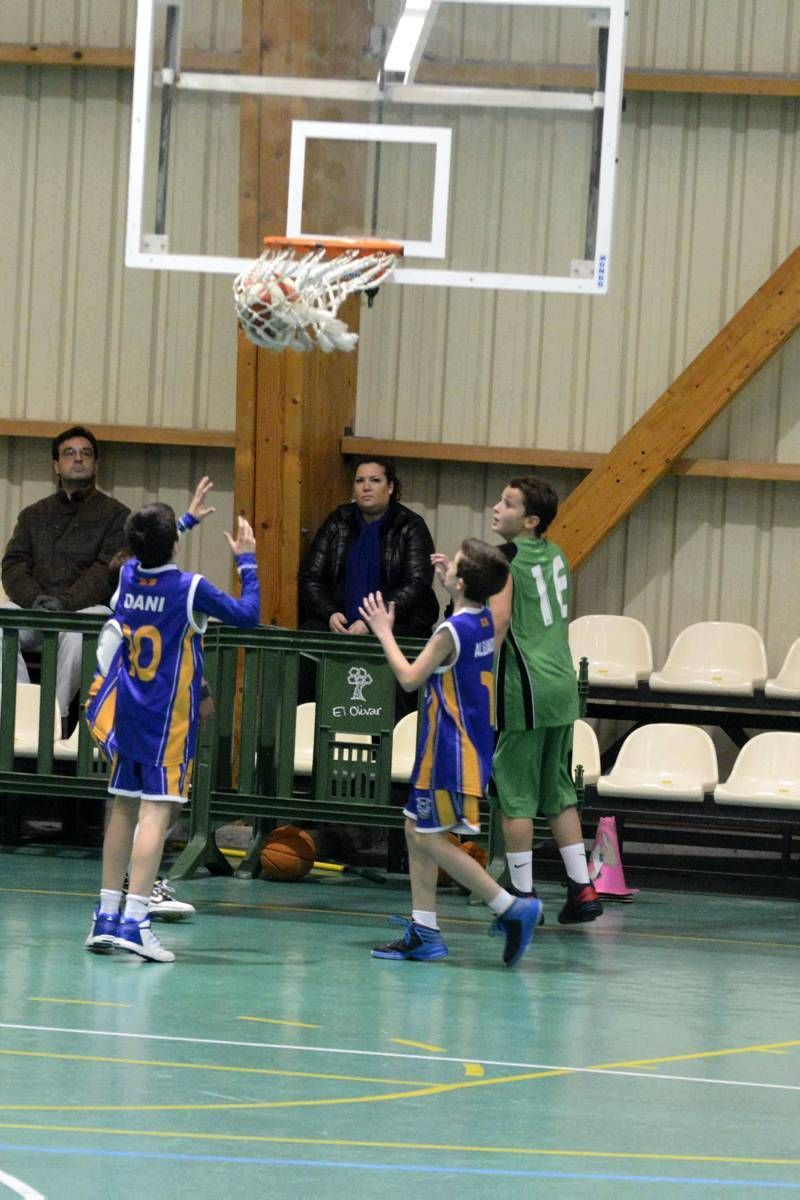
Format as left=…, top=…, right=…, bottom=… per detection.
left=344, top=508, right=390, bottom=625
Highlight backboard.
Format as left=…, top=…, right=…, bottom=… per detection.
left=127, top=0, right=628, bottom=294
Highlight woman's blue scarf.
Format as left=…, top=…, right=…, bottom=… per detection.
left=344, top=508, right=390, bottom=625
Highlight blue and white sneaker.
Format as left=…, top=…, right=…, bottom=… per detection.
left=489, top=897, right=543, bottom=967
left=371, top=916, right=448, bottom=961
left=85, top=907, right=120, bottom=953
left=114, top=914, right=175, bottom=963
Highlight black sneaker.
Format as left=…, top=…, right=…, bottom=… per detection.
left=558, top=880, right=603, bottom=925
left=489, top=897, right=543, bottom=967
left=508, top=883, right=545, bottom=925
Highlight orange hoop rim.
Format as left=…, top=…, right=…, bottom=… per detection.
left=263, top=234, right=404, bottom=258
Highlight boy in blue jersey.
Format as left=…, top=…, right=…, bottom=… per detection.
left=491, top=477, right=602, bottom=925
left=85, top=504, right=260, bottom=962
left=359, top=538, right=542, bottom=968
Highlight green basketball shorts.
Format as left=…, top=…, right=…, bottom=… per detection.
left=492, top=724, right=576, bottom=819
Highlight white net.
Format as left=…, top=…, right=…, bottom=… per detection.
left=233, top=242, right=401, bottom=353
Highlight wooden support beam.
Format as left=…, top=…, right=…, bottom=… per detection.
left=340, top=436, right=800, bottom=482
left=3, top=41, right=799, bottom=98
left=548, top=246, right=800, bottom=568
left=0, top=418, right=234, bottom=448
left=234, top=2, right=373, bottom=627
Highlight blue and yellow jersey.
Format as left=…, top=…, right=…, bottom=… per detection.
left=86, top=553, right=259, bottom=766
left=411, top=607, right=496, bottom=798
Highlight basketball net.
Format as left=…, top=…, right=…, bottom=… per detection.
left=233, top=238, right=402, bottom=353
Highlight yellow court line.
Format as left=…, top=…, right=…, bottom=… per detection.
left=464, top=1064, right=485, bottom=1077
left=392, top=1039, right=445, bottom=1053
left=0, top=1122, right=798, bottom=1167
left=239, top=1016, right=320, bottom=1029
left=0, top=1048, right=424, bottom=1088
left=595, top=1038, right=800, bottom=1071
left=28, top=997, right=132, bottom=1009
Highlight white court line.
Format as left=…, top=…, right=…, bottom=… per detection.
left=0, top=1168, right=45, bottom=1200
left=0, top=1022, right=798, bottom=1096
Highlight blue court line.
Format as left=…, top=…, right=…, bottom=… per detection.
left=0, top=1144, right=798, bottom=1189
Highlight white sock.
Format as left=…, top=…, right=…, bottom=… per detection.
left=123, top=893, right=150, bottom=922
left=99, top=889, right=122, bottom=914
left=412, top=910, right=439, bottom=930
left=560, top=842, right=590, bottom=885
left=487, top=888, right=514, bottom=916
left=506, top=851, right=533, bottom=893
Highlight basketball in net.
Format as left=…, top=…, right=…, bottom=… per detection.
left=259, top=825, right=316, bottom=881
left=233, top=236, right=403, bottom=353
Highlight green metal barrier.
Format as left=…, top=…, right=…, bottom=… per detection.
left=0, top=610, right=108, bottom=843
left=171, top=625, right=422, bottom=880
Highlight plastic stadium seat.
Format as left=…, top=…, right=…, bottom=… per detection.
left=597, top=723, right=718, bottom=804
left=714, top=733, right=800, bottom=810
left=568, top=614, right=653, bottom=688
left=9, top=683, right=60, bottom=758
left=764, top=638, right=800, bottom=700
left=293, top=702, right=371, bottom=776
left=390, top=711, right=418, bottom=783
left=649, top=622, right=768, bottom=696
left=572, top=719, right=601, bottom=786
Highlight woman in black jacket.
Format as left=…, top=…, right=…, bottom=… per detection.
left=299, top=459, right=439, bottom=639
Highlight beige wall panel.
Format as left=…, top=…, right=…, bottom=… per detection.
left=0, top=437, right=235, bottom=592
left=0, top=1, right=240, bottom=51
left=0, top=68, right=239, bottom=430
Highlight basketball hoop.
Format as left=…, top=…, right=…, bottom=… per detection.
left=233, top=236, right=403, bottom=353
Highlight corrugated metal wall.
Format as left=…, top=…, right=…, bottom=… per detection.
left=0, top=1, right=798, bottom=656
left=357, top=3, right=800, bottom=675
left=0, top=1, right=240, bottom=586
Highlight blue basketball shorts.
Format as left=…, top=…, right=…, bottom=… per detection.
left=404, top=786, right=481, bottom=835
left=109, top=753, right=193, bottom=803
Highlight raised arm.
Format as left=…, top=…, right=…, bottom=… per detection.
left=359, top=591, right=454, bottom=691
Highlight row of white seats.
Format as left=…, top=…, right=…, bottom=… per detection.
left=569, top=615, right=800, bottom=698
left=595, top=723, right=800, bottom=810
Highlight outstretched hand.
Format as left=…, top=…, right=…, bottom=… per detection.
left=188, top=476, right=216, bottom=522
left=359, top=591, right=396, bottom=638
left=224, top=515, right=256, bottom=556
left=431, top=552, right=451, bottom=584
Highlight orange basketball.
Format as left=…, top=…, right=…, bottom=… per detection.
left=260, top=825, right=316, bottom=881
left=437, top=833, right=488, bottom=891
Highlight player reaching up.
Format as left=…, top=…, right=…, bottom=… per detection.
left=359, top=538, right=542, bottom=967
left=85, top=502, right=260, bottom=962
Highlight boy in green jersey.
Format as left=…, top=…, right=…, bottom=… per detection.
left=490, top=477, right=603, bottom=925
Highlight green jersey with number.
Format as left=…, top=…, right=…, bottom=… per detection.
left=495, top=536, right=579, bottom=730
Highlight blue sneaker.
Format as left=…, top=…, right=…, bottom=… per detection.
left=371, top=916, right=448, bottom=961
left=85, top=907, right=119, bottom=954
left=114, top=915, right=175, bottom=963
left=489, top=897, right=543, bottom=967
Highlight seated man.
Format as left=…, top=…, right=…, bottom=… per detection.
left=1, top=425, right=129, bottom=735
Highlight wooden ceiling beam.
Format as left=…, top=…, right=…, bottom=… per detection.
left=547, top=246, right=800, bottom=568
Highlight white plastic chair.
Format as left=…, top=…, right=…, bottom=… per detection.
left=572, top=719, right=601, bottom=786
left=765, top=638, right=800, bottom=700
left=568, top=614, right=653, bottom=688
left=293, top=702, right=372, bottom=776
left=597, top=723, right=718, bottom=804
left=8, top=683, right=60, bottom=758
left=714, top=733, right=800, bottom=810
left=649, top=622, right=768, bottom=697
left=391, top=711, right=418, bottom=782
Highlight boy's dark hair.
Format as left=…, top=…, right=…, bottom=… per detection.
left=124, top=503, right=178, bottom=569
left=51, top=425, right=99, bottom=461
left=352, top=457, right=402, bottom=503
left=509, top=476, right=559, bottom=535
left=457, top=537, right=509, bottom=604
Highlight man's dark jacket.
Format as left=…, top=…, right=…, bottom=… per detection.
left=2, top=486, right=130, bottom=611
left=299, top=501, right=439, bottom=637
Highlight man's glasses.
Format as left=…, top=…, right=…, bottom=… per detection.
left=59, top=447, right=95, bottom=460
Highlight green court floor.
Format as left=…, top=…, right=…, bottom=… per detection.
left=1, top=849, right=799, bottom=1198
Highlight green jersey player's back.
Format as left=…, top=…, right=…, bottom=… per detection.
left=495, top=536, right=579, bottom=730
